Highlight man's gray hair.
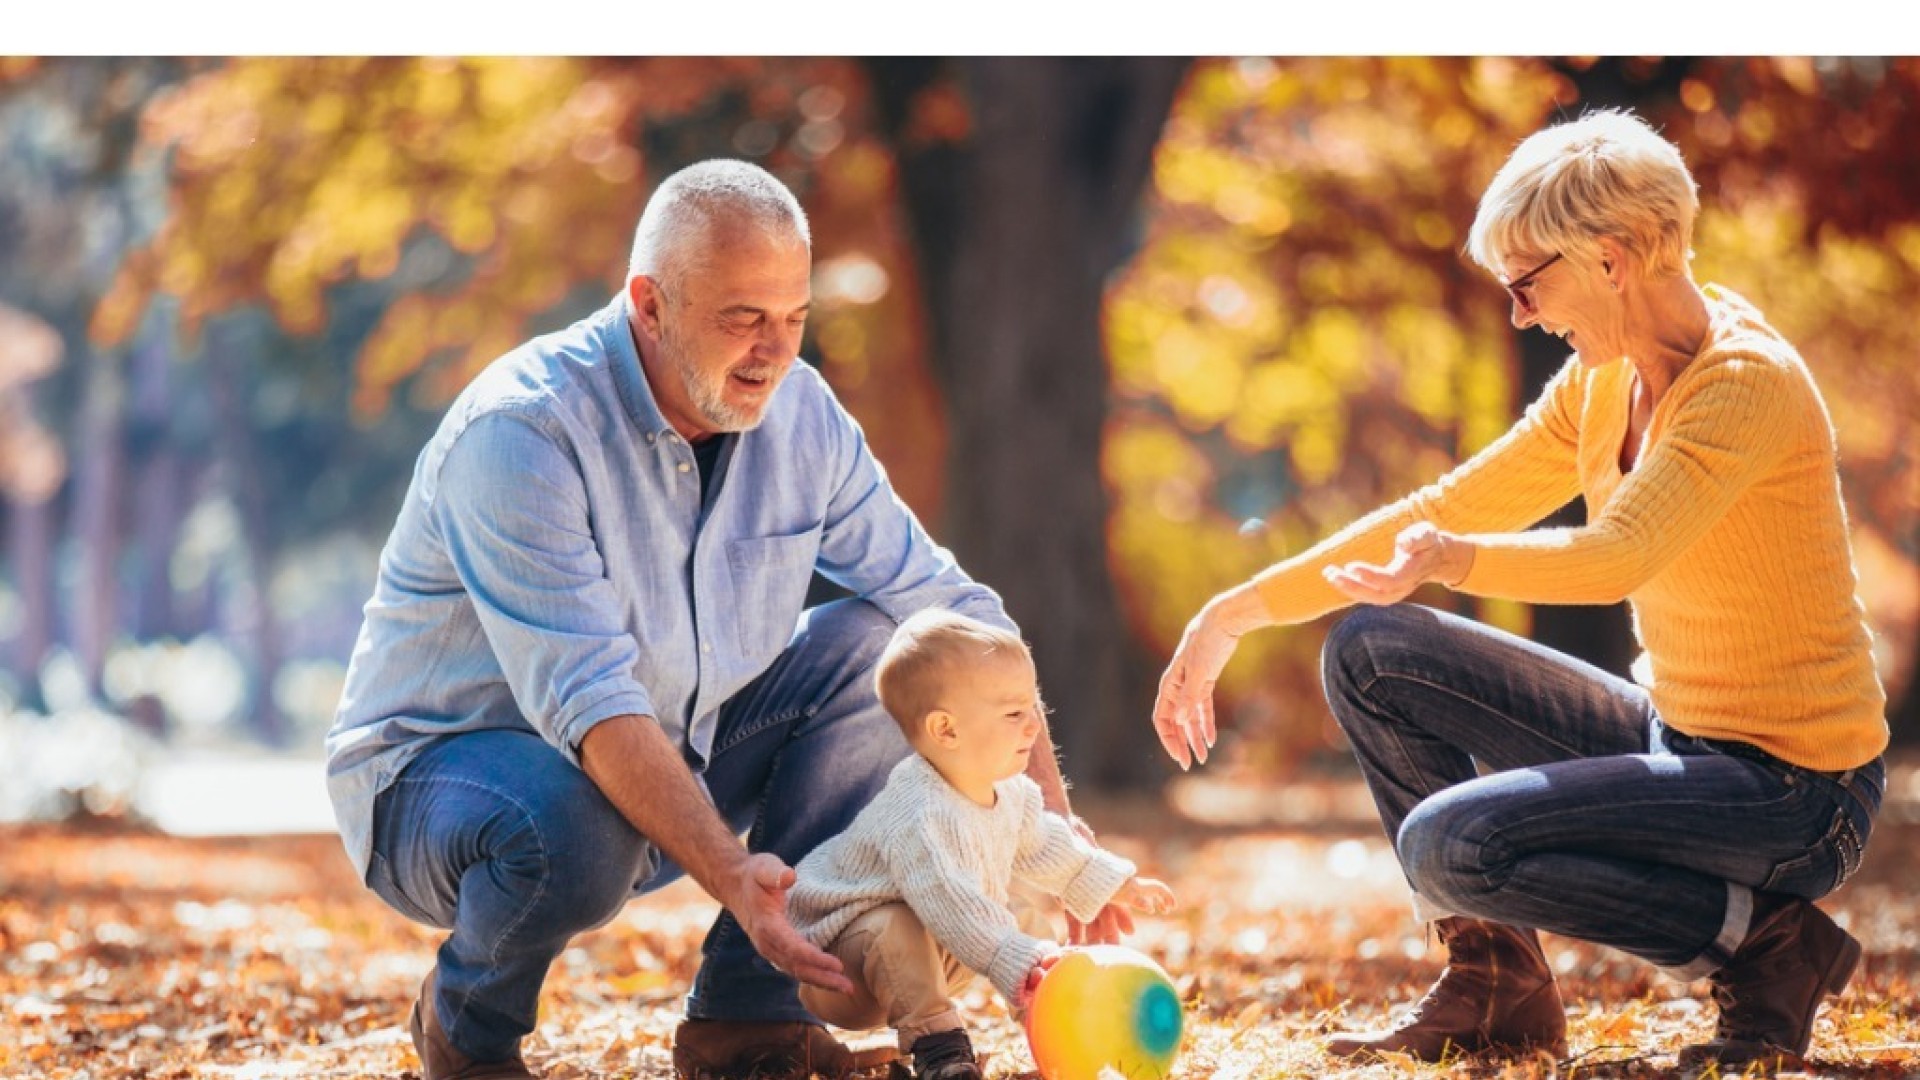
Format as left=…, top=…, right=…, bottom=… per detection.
left=627, top=160, right=811, bottom=291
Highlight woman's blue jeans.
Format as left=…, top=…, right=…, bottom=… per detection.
left=365, top=599, right=908, bottom=1061
left=1323, top=604, right=1883, bottom=978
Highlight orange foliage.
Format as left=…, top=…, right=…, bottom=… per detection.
left=84, top=57, right=1920, bottom=764
left=1103, top=57, right=1920, bottom=768
left=94, top=57, right=947, bottom=515
left=1104, top=58, right=1568, bottom=767
left=7, top=798, right=1920, bottom=1078
left=96, top=59, right=649, bottom=416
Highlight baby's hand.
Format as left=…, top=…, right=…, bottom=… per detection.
left=1015, top=948, right=1064, bottom=1013
left=1117, top=876, right=1176, bottom=916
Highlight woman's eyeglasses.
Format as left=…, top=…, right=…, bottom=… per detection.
left=1501, top=252, right=1563, bottom=313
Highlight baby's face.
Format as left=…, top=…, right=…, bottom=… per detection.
left=935, top=652, right=1044, bottom=787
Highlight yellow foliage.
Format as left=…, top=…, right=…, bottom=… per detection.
left=102, top=57, right=682, bottom=413
left=1106, top=421, right=1214, bottom=492
left=1104, top=58, right=1562, bottom=764
left=1289, top=419, right=1345, bottom=486
left=1154, top=326, right=1246, bottom=429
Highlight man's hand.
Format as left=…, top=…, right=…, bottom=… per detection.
left=1322, top=522, right=1473, bottom=606
left=1153, top=585, right=1268, bottom=770
left=725, top=853, right=854, bottom=995
left=580, top=717, right=853, bottom=994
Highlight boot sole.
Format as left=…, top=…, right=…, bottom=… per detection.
left=672, top=1045, right=899, bottom=1080
left=1823, top=933, right=1863, bottom=998
left=1327, top=1035, right=1566, bottom=1064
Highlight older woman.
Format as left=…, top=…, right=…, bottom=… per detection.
left=1152, top=109, right=1887, bottom=1071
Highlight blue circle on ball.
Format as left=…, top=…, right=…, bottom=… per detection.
left=1135, top=981, right=1182, bottom=1056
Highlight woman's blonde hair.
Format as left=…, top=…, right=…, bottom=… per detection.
left=875, top=610, right=1030, bottom=734
left=1467, top=109, right=1700, bottom=279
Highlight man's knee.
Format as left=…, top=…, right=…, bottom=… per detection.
left=500, top=778, right=654, bottom=934
left=797, top=599, right=896, bottom=674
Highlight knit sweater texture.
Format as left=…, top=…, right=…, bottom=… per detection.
left=789, top=755, right=1136, bottom=1002
left=1252, top=285, right=1886, bottom=771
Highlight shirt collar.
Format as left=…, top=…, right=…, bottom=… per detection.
left=603, top=291, right=681, bottom=442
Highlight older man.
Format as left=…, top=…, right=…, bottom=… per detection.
left=326, top=161, right=1099, bottom=1080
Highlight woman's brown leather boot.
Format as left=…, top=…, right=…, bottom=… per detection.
left=1327, top=917, right=1568, bottom=1061
left=1677, top=894, right=1861, bottom=1072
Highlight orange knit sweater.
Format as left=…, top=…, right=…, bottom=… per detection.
left=1252, top=285, right=1887, bottom=771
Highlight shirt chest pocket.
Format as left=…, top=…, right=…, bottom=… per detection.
left=727, top=530, right=823, bottom=659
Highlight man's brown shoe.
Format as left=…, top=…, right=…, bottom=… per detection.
left=1327, top=917, right=1568, bottom=1062
left=1677, top=894, right=1861, bottom=1072
left=409, top=969, right=538, bottom=1080
left=672, top=1019, right=898, bottom=1080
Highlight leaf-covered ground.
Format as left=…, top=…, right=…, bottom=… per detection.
left=5, top=769, right=1920, bottom=1080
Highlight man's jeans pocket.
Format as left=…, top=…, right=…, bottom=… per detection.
left=368, top=849, right=451, bottom=929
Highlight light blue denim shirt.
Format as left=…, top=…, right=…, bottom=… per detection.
left=325, top=294, right=1010, bottom=880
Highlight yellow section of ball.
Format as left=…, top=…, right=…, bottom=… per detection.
left=1025, top=945, right=1183, bottom=1080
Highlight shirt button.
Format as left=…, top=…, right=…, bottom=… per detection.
left=702, top=642, right=712, bottom=653
left=677, top=462, right=691, bottom=473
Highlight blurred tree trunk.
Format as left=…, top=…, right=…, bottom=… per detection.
left=205, top=321, right=285, bottom=745
left=868, top=58, right=1189, bottom=789
left=128, top=334, right=184, bottom=640
left=5, top=495, right=56, bottom=707
left=1893, top=643, right=1918, bottom=746
left=0, top=305, right=64, bottom=707
left=70, top=345, right=125, bottom=696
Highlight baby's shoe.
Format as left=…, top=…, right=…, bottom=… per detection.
left=907, top=1029, right=981, bottom=1080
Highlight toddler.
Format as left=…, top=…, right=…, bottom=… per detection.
left=789, top=610, right=1174, bottom=1080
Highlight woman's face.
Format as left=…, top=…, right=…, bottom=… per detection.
left=1500, top=246, right=1622, bottom=365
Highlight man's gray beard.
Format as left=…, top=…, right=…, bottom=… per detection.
left=664, top=332, right=772, bottom=434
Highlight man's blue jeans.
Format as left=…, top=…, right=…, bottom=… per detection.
left=1323, top=604, right=1883, bottom=978
left=365, top=599, right=907, bottom=1061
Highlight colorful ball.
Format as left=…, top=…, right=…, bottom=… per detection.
left=1024, top=945, right=1184, bottom=1080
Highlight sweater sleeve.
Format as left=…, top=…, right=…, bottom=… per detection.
left=889, top=813, right=1051, bottom=1003
left=1252, top=357, right=1586, bottom=622
left=1008, top=781, right=1136, bottom=923
left=1457, top=354, right=1799, bottom=604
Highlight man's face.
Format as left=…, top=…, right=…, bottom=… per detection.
left=631, top=219, right=811, bottom=441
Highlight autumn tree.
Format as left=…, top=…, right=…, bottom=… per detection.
left=1103, top=58, right=1572, bottom=767
left=1101, top=56, right=1920, bottom=768
left=0, top=58, right=184, bottom=707
left=38, top=55, right=1920, bottom=770
left=92, top=57, right=1191, bottom=780
left=864, top=58, right=1191, bottom=786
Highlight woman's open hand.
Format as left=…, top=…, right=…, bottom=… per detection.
left=1322, top=523, right=1473, bottom=606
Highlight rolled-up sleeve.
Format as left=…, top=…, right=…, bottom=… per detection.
left=429, top=409, right=654, bottom=762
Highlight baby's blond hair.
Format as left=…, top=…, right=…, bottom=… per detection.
left=875, top=610, right=1031, bottom=736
